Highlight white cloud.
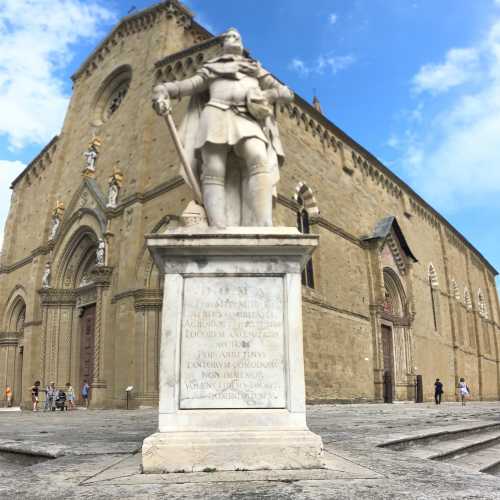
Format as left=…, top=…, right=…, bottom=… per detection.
left=0, top=160, right=25, bottom=252
left=289, top=58, right=310, bottom=76
left=390, top=20, right=500, bottom=212
left=317, top=54, right=355, bottom=74
left=412, top=47, right=479, bottom=94
left=0, top=0, right=116, bottom=150
left=289, top=54, right=355, bottom=77
left=329, top=13, right=338, bottom=25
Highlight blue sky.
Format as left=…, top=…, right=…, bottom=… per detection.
left=0, top=0, right=499, bottom=287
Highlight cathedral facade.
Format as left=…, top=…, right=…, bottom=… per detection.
left=1, top=0, right=499, bottom=408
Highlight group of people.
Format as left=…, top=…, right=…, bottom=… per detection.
left=434, top=377, right=470, bottom=406
left=30, top=380, right=90, bottom=412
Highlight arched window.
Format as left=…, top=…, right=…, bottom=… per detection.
left=463, top=287, right=475, bottom=347
left=478, top=289, right=488, bottom=320
left=428, top=263, right=440, bottom=332
left=8, top=297, right=26, bottom=334
left=296, top=192, right=314, bottom=288
left=464, top=288, right=472, bottom=311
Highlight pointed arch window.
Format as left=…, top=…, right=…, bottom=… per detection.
left=478, top=289, right=488, bottom=320
left=296, top=192, right=315, bottom=288
left=428, top=263, right=440, bottom=332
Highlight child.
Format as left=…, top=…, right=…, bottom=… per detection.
left=81, top=380, right=90, bottom=408
left=31, top=381, right=41, bottom=411
left=5, top=385, right=12, bottom=407
left=65, top=383, right=75, bottom=410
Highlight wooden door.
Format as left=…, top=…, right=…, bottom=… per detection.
left=382, top=325, right=394, bottom=403
left=79, top=305, right=95, bottom=402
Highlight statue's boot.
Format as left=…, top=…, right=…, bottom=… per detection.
left=245, top=163, right=273, bottom=226
left=202, top=176, right=226, bottom=229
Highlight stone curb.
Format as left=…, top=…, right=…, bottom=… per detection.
left=0, top=441, right=66, bottom=458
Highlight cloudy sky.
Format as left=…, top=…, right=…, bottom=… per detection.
left=1, top=0, right=499, bottom=284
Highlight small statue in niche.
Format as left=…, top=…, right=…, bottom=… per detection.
left=83, top=137, right=102, bottom=177
left=48, top=200, right=65, bottom=240
left=79, top=274, right=91, bottom=287
left=107, top=166, right=124, bottom=208
left=96, top=239, right=106, bottom=266
left=42, top=262, right=51, bottom=288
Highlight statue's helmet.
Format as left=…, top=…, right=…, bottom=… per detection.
left=221, top=27, right=243, bottom=54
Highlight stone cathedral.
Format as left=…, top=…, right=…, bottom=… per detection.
left=1, top=0, right=499, bottom=408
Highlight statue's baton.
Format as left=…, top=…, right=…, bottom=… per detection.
left=159, top=94, right=203, bottom=204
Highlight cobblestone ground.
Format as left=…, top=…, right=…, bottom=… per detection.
left=0, top=402, right=499, bottom=499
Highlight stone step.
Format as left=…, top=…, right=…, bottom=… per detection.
left=438, top=442, right=500, bottom=474
left=482, top=460, right=500, bottom=476
left=430, top=433, right=500, bottom=461
left=379, top=423, right=500, bottom=463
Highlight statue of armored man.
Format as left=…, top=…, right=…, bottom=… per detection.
left=152, top=28, right=293, bottom=228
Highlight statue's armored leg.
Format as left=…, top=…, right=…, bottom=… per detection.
left=236, top=139, right=272, bottom=227
left=201, top=144, right=228, bottom=229
left=245, top=162, right=272, bottom=226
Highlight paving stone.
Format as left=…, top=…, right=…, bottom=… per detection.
left=0, top=402, right=499, bottom=499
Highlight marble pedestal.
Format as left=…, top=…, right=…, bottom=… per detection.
left=142, top=227, right=324, bottom=473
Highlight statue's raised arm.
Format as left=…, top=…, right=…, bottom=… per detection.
left=153, top=28, right=293, bottom=229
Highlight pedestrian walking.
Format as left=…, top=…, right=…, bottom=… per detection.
left=81, top=380, right=90, bottom=408
left=65, top=383, right=75, bottom=410
left=31, top=381, right=40, bottom=411
left=44, top=382, right=56, bottom=411
left=5, top=385, right=12, bottom=407
left=434, top=378, right=444, bottom=405
left=458, top=377, right=470, bottom=406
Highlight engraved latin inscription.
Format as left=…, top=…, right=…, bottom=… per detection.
left=180, top=276, right=286, bottom=409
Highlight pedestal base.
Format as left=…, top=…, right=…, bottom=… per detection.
left=142, top=228, right=323, bottom=473
left=142, top=429, right=324, bottom=473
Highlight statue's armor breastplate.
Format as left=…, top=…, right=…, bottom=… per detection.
left=208, top=75, right=260, bottom=107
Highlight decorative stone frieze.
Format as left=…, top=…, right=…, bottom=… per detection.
left=39, top=288, right=77, bottom=306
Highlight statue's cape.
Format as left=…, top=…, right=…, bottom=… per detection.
left=178, top=92, right=207, bottom=193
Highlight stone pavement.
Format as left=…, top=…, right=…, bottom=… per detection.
left=0, top=402, right=499, bottom=499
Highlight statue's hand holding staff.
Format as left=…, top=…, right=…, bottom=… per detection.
left=151, top=84, right=203, bottom=204
left=152, top=85, right=171, bottom=116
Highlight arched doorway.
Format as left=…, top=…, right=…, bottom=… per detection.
left=1, top=294, right=26, bottom=406
left=40, top=227, right=100, bottom=402
left=381, top=268, right=414, bottom=402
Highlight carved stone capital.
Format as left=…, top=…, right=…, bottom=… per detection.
left=90, top=266, right=113, bottom=286
left=0, top=331, right=21, bottom=346
left=134, top=289, right=163, bottom=310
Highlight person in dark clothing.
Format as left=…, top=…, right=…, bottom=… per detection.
left=434, top=378, right=444, bottom=404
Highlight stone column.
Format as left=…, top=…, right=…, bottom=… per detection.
left=39, top=289, right=77, bottom=385
left=89, top=266, right=113, bottom=406
left=142, top=227, right=324, bottom=473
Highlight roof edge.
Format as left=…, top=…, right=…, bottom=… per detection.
left=10, top=136, right=59, bottom=189
left=71, top=0, right=213, bottom=82
left=293, top=99, right=498, bottom=276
